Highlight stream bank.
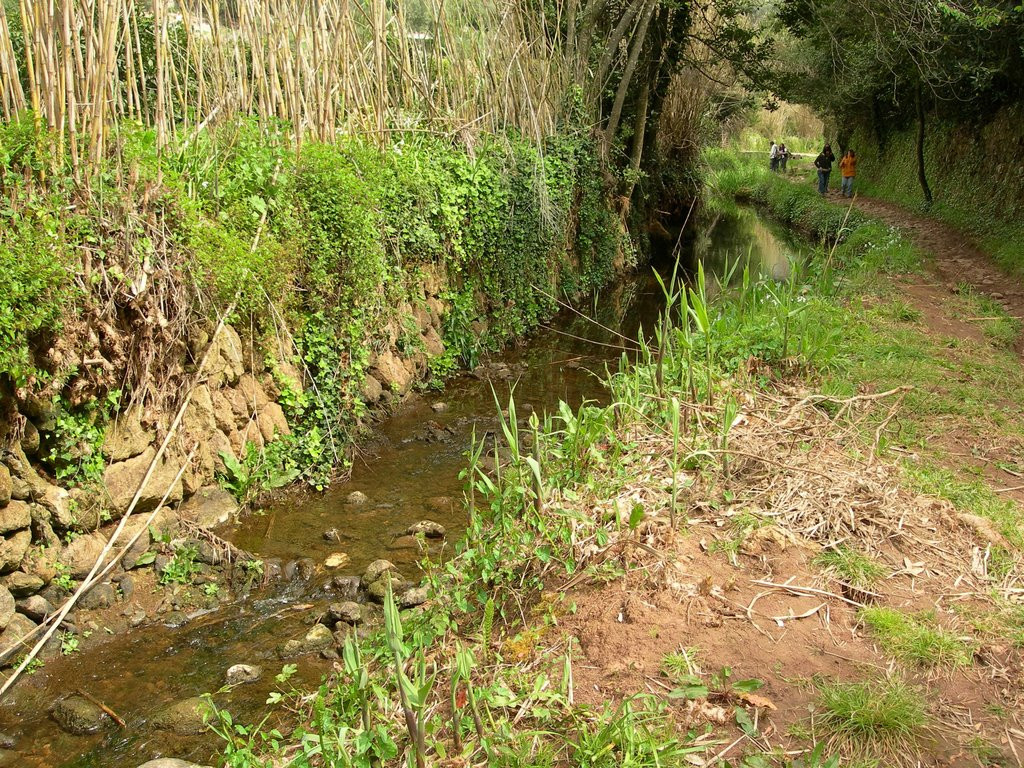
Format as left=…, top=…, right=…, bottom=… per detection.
left=151, top=181, right=1022, bottom=767
left=0, top=207, right=804, bottom=766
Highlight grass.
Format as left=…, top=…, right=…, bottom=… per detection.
left=813, top=547, right=886, bottom=590
left=815, top=676, right=929, bottom=762
left=860, top=607, right=976, bottom=668
left=705, top=149, right=1024, bottom=552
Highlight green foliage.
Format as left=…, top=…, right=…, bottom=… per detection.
left=860, top=606, right=976, bottom=668
left=847, top=111, right=1024, bottom=275
left=0, top=120, right=79, bottom=387
left=813, top=546, right=886, bottom=590
left=217, top=441, right=300, bottom=504
left=159, top=544, right=200, bottom=586
left=815, top=676, right=928, bottom=759
left=46, top=390, right=121, bottom=484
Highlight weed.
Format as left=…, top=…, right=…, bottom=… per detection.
left=813, top=546, right=886, bottom=590
left=815, top=676, right=928, bottom=761
left=159, top=545, right=200, bottom=586
left=662, top=648, right=702, bottom=680
left=60, top=632, right=79, bottom=656
left=52, top=562, right=74, bottom=592
left=886, top=299, right=922, bottom=323
left=860, top=606, right=975, bottom=668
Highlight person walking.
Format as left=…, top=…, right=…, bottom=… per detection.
left=814, top=144, right=835, bottom=195
left=839, top=149, right=857, bottom=197
left=769, top=140, right=779, bottom=172
left=779, top=143, right=789, bottom=173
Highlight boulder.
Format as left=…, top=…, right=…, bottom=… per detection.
left=367, top=573, right=409, bottom=603
left=3, top=445, right=50, bottom=501
left=59, top=532, right=110, bottom=579
left=331, top=575, right=360, bottom=600
left=154, top=696, right=216, bottom=735
left=279, top=623, right=334, bottom=657
left=101, top=409, right=153, bottom=462
left=271, top=362, right=304, bottom=397
left=361, top=375, right=384, bottom=404
left=258, top=403, right=290, bottom=440
left=362, top=559, right=399, bottom=586
left=229, top=421, right=264, bottom=456
left=1, top=571, right=44, bottom=598
left=224, top=387, right=252, bottom=424
left=115, top=574, right=135, bottom=602
left=346, top=491, right=368, bottom=505
left=0, top=612, right=37, bottom=656
left=372, top=350, right=414, bottom=395
left=0, top=530, right=31, bottom=574
left=120, top=518, right=154, bottom=570
left=183, top=385, right=217, bottom=439
left=137, top=760, right=214, bottom=768
left=421, top=327, right=445, bottom=358
left=283, top=558, right=316, bottom=582
left=40, top=485, right=74, bottom=530
left=0, top=501, right=30, bottom=534
left=20, top=420, right=40, bottom=455
left=237, top=374, right=270, bottom=410
left=210, top=390, right=236, bottom=434
left=225, top=663, right=262, bottom=686
left=103, top=448, right=184, bottom=518
left=208, top=429, right=236, bottom=473
left=406, top=520, right=446, bottom=539
left=0, top=586, right=13, bottom=631
left=21, top=545, right=58, bottom=585
left=51, top=695, right=109, bottom=735
left=399, top=585, right=429, bottom=608
left=178, top=487, right=237, bottom=528
left=326, top=601, right=363, bottom=625
left=14, top=594, right=53, bottom=623
left=430, top=402, right=448, bottom=414
left=78, top=582, right=117, bottom=610
left=205, top=325, right=245, bottom=389
left=0, top=466, right=10, bottom=507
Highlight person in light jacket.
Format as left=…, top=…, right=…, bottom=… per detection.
left=769, top=141, right=779, bottom=172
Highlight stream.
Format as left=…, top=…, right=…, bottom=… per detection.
left=1, top=207, right=809, bottom=768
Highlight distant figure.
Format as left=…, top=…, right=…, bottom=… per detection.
left=839, top=150, right=857, bottom=197
left=779, top=143, right=789, bottom=173
left=814, top=144, right=835, bottom=195
left=769, top=140, right=779, bottom=172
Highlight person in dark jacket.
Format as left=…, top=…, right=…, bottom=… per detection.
left=814, top=145, right=835, bottom=195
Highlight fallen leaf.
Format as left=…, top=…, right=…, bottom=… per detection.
left=738, top=691, right=777, bottom=710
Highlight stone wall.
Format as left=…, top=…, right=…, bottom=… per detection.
left=0, top=265, right=452, bottom=660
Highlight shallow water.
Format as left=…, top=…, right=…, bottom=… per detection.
left=0, top=207, right=808, bottom=768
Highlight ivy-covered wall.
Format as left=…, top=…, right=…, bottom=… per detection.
left=844, top=105, right=1024, bottom=274
left=0, top=118, right=628, bottom=502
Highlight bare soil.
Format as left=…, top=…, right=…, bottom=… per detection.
left=849, top=195, right=1024, bottom=357
left=538, top=195, right=1024, bottom=765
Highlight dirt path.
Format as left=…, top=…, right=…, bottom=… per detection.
left=847, top=194, right=1024, bottom=350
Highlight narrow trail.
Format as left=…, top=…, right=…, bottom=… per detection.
left=849, top=194, right=1024, bottom=342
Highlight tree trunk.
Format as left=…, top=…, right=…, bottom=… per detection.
left=916, top=83, right=932, bottom=206
left=604, top=0, right=656, bottom=146
left=589, top=0, right=646, bottom=104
